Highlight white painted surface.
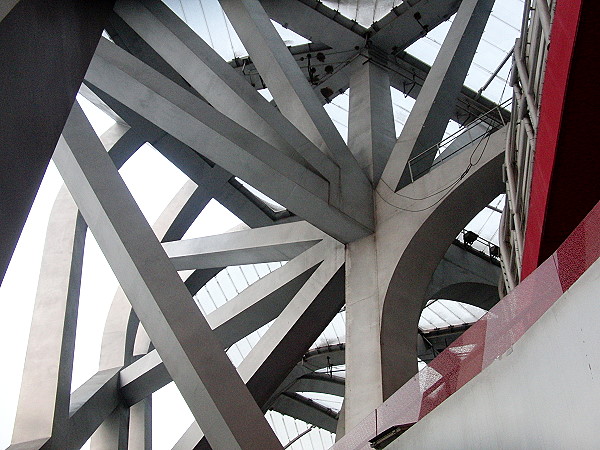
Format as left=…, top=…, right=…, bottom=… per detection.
left=392, top=257, right=600, bottom=449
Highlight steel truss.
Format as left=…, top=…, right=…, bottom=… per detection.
left=4, top=0, right=510, bottom=448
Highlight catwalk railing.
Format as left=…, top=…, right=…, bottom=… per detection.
left=333, top=199, right=600, bottom=449
left=406, top=99, right=511, bottom=183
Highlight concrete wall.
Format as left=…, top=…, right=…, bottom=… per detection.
left=391, top=257, right=600, bottom=449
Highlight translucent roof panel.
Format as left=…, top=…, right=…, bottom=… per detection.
left=297, top=392, right=343, bottom=413
left=162, top=0, right=310, bottom=61
left=266, top=411, right=336, bottom=449
left=419, top=299, right=486, bottom=330
left=321, top=0, right=402, bottom=26
left=406, top=0, right=524, bottom=104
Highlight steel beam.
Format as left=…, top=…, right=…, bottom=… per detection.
left=118, top=240, right=332, bottom=404
left=219, top=0, right=374, bottom=233
left=163, top=221, right=324, bottom=270
left=9, top=188, right=85, bottom=449
left=348, top=52, right=396, bottom=184
left=271, top=393, right=338, bottom=433
left=175, top=240, right=345, bottom=447
left=54, top=103, right=282, bottom=449
left=381, top=0, right=496, bottom=190
left=115, top=0, right=339, bottom=184
left=86, top=38, right=373, bottom=242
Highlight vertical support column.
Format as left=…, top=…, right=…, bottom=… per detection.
left=90, top=408, right=130, bottom=450
left=380, top=0, right=495, bottom=190
left=348, top=54, right=396, bottom=185
left=9, top=188, right=85, bottom=449
left=344, top=235, right=383, bottom=431
left=0, top=0, right=113, bottom=285
left=129, top=397, right=152, bottom=450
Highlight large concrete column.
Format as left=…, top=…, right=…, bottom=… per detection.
left=344, top=127, right=507, bottom=428
left=344, top=235, right=384, bottom=430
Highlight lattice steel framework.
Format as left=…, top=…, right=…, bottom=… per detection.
left=2, top=0, right=519, bottom=448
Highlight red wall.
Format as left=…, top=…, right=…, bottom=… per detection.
left=522, top=0, right=600, bottom=278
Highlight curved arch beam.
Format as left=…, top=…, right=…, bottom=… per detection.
left=271, top=393, right=338, bottom=434
left=379, top=126, right=507, bottom=399
left=344, top=125, right=506, bottom=429
left=426, top=242, right=501, bottom=310
left=428, top=282, right=499, bottom=312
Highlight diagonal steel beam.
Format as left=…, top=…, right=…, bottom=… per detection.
left=81, top=83, right=281, bottom=228
left=163, top=221, right=324, bottom=270
left=0, top=0, right=114, bottom=286
left=271, top=393, right=339, bottom=433
left=259, top=0, right=366, bottom=48
left=175, top=239, right=345, bottom=447
left=86, top=38, right=373, bottom=242
left=54, top=102, right=282, bottom=449
left=369, top=0, right=461, bottom=51
left=348, top=52, right=396, bottom=184
left=115, top=0, right=339, bottom=184
left=118, top=239, right=334, bottom=404
left=381, top=0, right=496, bottom=191
left=219, top=0, right=374, bottom=230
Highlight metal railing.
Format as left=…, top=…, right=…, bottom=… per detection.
left=455, top=228, right=501, bottom=263
left=407, top=99, right=511, bottom=183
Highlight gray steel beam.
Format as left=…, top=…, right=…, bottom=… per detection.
left=288, top=373, right=345, bottom=397
left=0, top=1, right=20, bottom=22
left=115, top=0, right=339, bottom=184
left=69, top=370, right=123, bottom=450
left=348, top=52, right=396, bottom=184
left=54, top=103, right=282, bottom=449
left=238, top=240, right=345, bottom=407
left=233, top=46, right=509, bottom=126
left=219, top=0, right=374, bottom=235
left=0, top=0, right=113, bottom=286
left=86, top=38, right=372, bottom=242
left=9, top=188, right=85, bottom=449
left=39, top=368, right=123, bottom=450
left=258, top=0, right=366, bottom=49
left=86, top=39, right=328, bottom=198
left=80, top=84, right=280, bottom=229
left=128, top=397, right=151, bottom=450
left=119, top=240, right=331, bottom=404
left=427, top=242, right=501, bottom=311
left=163, top=221, right=324, bottom=270
left=381, top=0, right=496, bottom=190
left=370, top=0, right=461, bottom=51
left=93, top=182, right=202, bottom=450
left=105, top=11, right=203, bottom=99
left=10, top=123, right=138, bottom=450
left=176, top=240, right=345, bottom=448
left=271, top=393, right=338, bottom=433
left=302, top=344, right=345, bottom=370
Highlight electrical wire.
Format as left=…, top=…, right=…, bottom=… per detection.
left=376, top=63, right=512, bottom=213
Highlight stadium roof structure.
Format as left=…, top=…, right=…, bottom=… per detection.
left=1, top=0, right=528, bottom=448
